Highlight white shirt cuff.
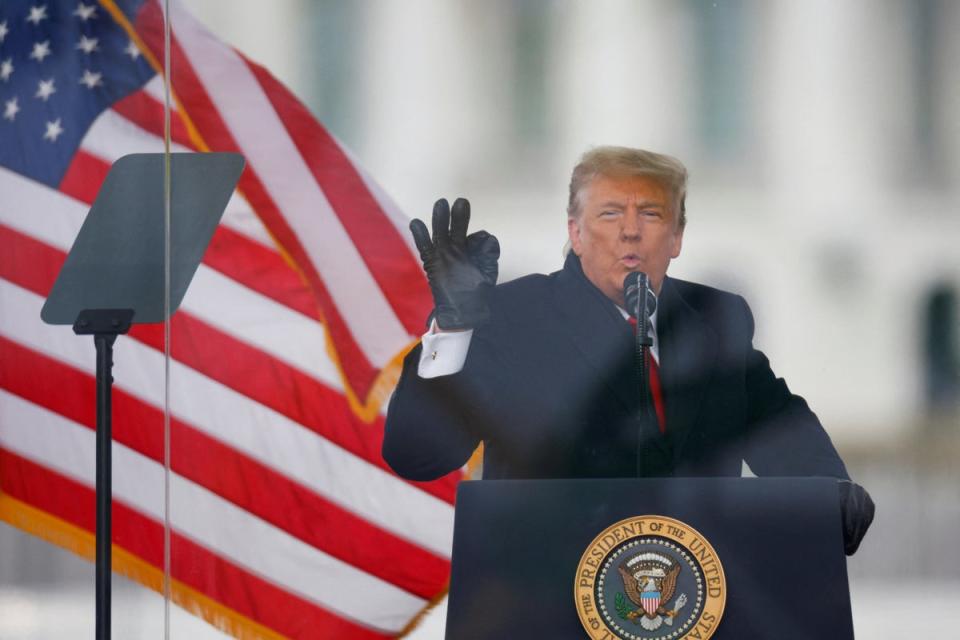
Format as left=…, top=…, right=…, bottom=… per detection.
left=417, top=322, right=474, bottom=378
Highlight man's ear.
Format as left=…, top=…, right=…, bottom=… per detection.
left=568, top=217, right=583, bottom=255
left=671, top=226, right=684, bottom=259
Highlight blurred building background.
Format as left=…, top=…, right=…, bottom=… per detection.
left=2, top=1, right=958, bottom=637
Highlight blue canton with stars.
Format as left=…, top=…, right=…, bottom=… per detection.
left=0, top=1, right=154, bottom=187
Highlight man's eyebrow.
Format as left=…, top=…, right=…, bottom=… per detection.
left=598, top=201, right=626, bottom=209
left=635, top=199, right=666, bottom=209
left=598, top=200, right=666, bottom=209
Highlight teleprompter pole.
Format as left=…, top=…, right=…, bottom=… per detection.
left=74, top=309, right=134, bottom=640
left=95, top=332, right=115, bottom=639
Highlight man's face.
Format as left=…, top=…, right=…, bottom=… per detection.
left=568, top=174, right=683, bottom=307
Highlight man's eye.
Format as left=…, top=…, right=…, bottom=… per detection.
left=600, top=210, right=619, bottom=217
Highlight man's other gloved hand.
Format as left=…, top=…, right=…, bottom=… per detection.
left=839, top=480, right=875, bottom=556
left=410, top=198, right=500, bottom=330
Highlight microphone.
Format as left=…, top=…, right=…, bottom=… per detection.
left=623, top=272, right=656, bottom=347
left=623, top=272, right=659, bottom=478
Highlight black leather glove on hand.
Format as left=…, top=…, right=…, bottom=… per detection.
left=839, top=480, right=875, bottom=556
left=410, top=198, right=500, bottom=330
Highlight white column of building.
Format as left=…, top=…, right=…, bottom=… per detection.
left=551, top=0, right=696, bottom=171
left=354, top=0, right=512, bottom=219
left=182, top=0, right=311, bottom=95
left=940, top=2, right=960, bottom=187
left=760, top=1, right=915, bottom=442
left=762, top=0, right=911, bottom=219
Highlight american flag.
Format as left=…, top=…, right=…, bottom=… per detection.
left=0, top=1, right=458, bottom=637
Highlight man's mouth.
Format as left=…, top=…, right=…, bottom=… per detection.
left=621, top=255, right=642, bottom=268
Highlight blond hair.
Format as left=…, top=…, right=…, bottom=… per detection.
left=567, top=146, right=688, bottom=229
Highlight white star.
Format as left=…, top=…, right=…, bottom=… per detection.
left=0, top=21, right=9, bottom=43
left=26, top=5, right=49, bottom=26
left=43, top=118, right=64, bottom=142
left=35, top=77, right=55, bottom=100
left=76, top=35, right=99, bottom=54
left=0, top=58, right=13, bottom=82
left=3, top=97, right=19, bottom=121
left=74, top=3, right=97, bottom=21
left=79, top=69, right=102, bottom=89
left=30, top=40, right=52, bottom=62
left=124, top=39, right=141, bottom=60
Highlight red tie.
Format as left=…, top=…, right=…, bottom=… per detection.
left=628, top=317, right=666, bottom=434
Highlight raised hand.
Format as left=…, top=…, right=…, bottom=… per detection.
left=410, top=198, right=500, bottom=330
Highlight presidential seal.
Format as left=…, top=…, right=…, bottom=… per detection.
left=574, top=516, right=725, bottom=639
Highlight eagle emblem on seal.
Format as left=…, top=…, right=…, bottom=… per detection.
left=616, top=552, right=689, bottom=631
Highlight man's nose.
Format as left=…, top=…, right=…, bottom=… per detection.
left=620, top=211, right=642, bottom=239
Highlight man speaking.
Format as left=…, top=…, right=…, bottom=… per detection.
left=383, top=146, right=873, bottom=554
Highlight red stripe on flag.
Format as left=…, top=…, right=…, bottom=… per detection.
left=59, top=149, right=110, bottom=202
left=0, top=225, right=64, bottom=296
left=0, top=223, right=459, bottom=504
left=245, top=61, right=432, bottom=336
left=0, top=336, right=451, bottom=598
left=0, top=450, right=393, bottom=639
left=203, top=225, right=322, bottom=321
left=112, top=89, right=196, bottom=149
left=134, top=2, right=383, bottom=401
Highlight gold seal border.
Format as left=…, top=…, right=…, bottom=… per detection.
left=574, top=515, right=726, bottom=640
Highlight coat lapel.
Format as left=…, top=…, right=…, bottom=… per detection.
left=657, top=277, right=718, bottom=458
left=549, top=256, right=674, bottom=463
left=552, top=254, right=637, bottom=413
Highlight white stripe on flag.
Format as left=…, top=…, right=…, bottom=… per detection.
left=183, top=266, right=341, bottom=385
left=0, top=390, right=426, bottom=633
left=81, top=108, right=178, bottom=157
left=339, top=142, right=422, bottom=263
left=0, top=278, right=454, bottom=557
left=168, top=0, right=412, bottom=367
left=218, top=190, right=278, bottom=249
left=0, top=167, right=89, bottom=250
left=141, top=75, right=174, bottom=108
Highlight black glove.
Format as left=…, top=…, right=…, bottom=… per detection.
left=410, top=198, right=500, bottom=330
left=839, top=480, right=875, bottom=556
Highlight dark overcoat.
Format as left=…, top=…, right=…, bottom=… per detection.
left=383, top=254, right=849, bottom=482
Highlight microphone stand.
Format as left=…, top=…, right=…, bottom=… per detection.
left=626, top=273, right=656, bottom=477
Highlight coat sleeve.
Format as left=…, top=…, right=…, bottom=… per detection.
left=382, top=318, right=509, bottom=481
left=736, top=296, right=851, bottom=479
